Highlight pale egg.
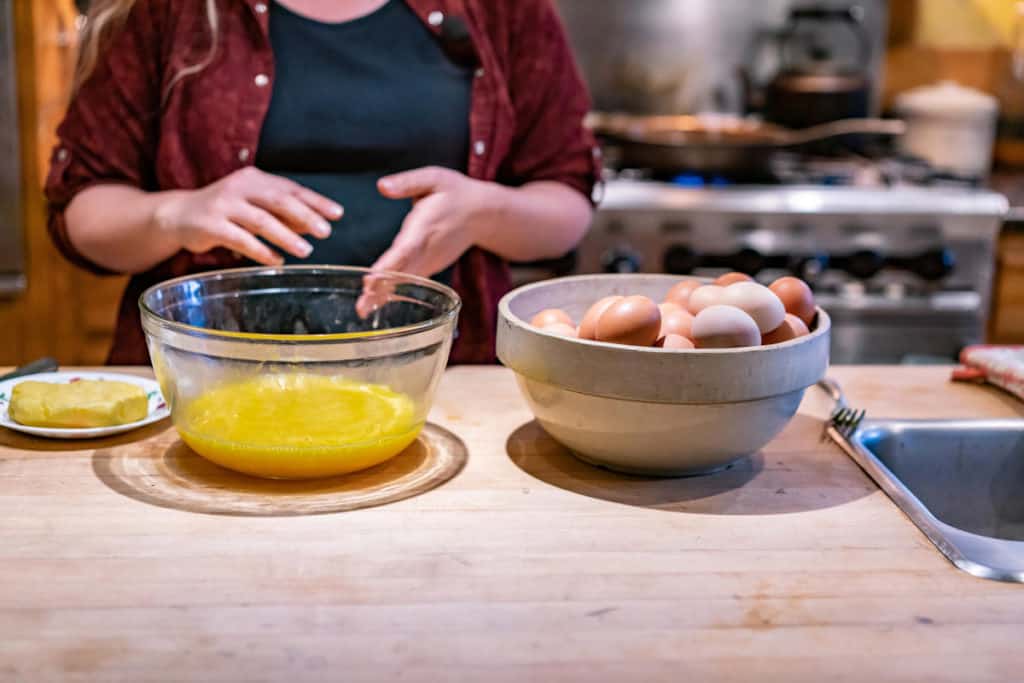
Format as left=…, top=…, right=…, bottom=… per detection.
left=720, top=281, right=786, bottom=334
left=686, top=285, right=725, bottom=315
left=691, top=305, right=761, bottom=348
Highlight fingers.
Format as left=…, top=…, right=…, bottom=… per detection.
left=252, top=192, right=332, bottom=239
left=233, top=167, right=344, bottom=222
left=215, top=221, right=282, bottom=266
left=293, top=186, right=344, bottom=221
left=378, top=166, right=451, bottom=200
left=355, top=273, right=397, bottom=320
left=263, top=173, right=343, bottom=221
left=228, top=202, right=313, bottom=259
left=372, top=218, right=432, bottom=276
left=357, top=212, right=427, bottom=319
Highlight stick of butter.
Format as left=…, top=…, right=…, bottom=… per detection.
left=9, top=380, right=148, bottom=428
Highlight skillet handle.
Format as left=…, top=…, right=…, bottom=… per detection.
left=777, top=118, right=907, bottom=147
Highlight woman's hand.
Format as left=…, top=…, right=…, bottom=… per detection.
left=356, top=166, right=592, bottom=319
left=356, top=167, right=494, bottom=317
left=372, top=166, right=494, bottom=277
left=154, top=167, right=344, bottom=265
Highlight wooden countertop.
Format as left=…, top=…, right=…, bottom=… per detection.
left=2, top=366, right=1023, bottom=682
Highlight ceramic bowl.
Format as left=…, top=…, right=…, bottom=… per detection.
left=497, top=274, right=830, bottom=476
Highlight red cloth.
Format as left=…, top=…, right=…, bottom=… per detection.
left=44, top=0, right=599, bottom=365
left=952, top=345, right=1024, bottom=402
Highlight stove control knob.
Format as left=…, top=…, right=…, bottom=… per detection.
left=662, top=245, right=699, bottom=275
left=790, top=253, right=829, bottom=280
left=728, top=248, right=765, bottom=276
left=842, top=249, right=886, bottom=280
left=909, top=248, right=956, bottom=281
left=602, top=248, right=641, bottom=274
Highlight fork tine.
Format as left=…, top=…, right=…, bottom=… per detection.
left=829, top=406, right=847, bottom=430
left=839, top=409, right=866, bottom=436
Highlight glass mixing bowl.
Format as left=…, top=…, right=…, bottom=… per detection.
left=140, top=266, right=460, bottom=479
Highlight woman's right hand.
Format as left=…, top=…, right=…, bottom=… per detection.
left=153, top=167, right=344, bottom=265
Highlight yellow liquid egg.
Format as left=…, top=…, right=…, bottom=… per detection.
left=177, top=373, right=422, bottom=479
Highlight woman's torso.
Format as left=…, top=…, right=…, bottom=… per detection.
left=256, top=0, right=472, bottom=282
left=46, top=0, right=599, bottom=365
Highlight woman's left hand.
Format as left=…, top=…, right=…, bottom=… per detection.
left=356, top=165, right=592, bottom=319
left=356, top=167, right=496, bottom=318
left=372, top=166, right=495, bottom=277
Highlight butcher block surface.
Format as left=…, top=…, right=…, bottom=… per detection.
left=1, top=365, right=1023, bottom=682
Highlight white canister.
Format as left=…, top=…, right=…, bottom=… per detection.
left=893, top=81, right=999, bottom=178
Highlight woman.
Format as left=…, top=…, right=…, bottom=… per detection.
left=46, top=0, right=598, bottom=364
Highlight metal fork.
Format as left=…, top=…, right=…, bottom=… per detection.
left=830, top=405, right=866, bottom=438
left=817, top=378, right=866, bottom=439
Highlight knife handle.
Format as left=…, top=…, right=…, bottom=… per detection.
left=0, top=357, right=60, bottom=382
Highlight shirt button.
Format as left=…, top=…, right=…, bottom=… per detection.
left=254, top=2, right=268, bottom=13
left=238, top=148, right=251, bottom=162
left=56, top=148, right=69, bottom=162
left=474, top=67, right=485, bottom=79
left=428, top=10, right=444, bottom=26
left=254, top=73, right=269, bottom=87
left=473, top=140, right=486, bottom=157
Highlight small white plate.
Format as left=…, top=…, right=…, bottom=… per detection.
left=0, top=371, right=169, bottom=439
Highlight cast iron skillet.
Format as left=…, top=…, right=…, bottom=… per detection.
left=587, top=112, right=906, bottom=177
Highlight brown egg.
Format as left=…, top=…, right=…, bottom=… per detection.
left=720, top=281, right=786, bottom=334
left=658, top=301, right=684, bottom=317
left=578, top=295, right=623, bottom=340
left=659, top=306, right=695, bottom=339
left=542, top=322, right=579, bottom=338
left=657, top=334, right=696, bottom=349
left=761, top=314, right=810, bottom=345
left=530, top=308, right=573, bottom=329
left=664, top=279, right=702, bottom=308
left=769, top=276, right=816, bottom=327
left=714, top=272, right=754, bottom=286
left=686, top=285, right=726, bottom=315
left=691, top=305, right=761, bottom=349
left=595, top=295, right=662, bottom=347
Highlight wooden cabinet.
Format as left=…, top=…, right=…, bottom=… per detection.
left=0, top=0, right=125, bottom=366
left=991, top=227, right=1024, bottom=343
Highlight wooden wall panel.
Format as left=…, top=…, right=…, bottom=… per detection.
left=991, top=230, right=1024, bottom=343
left=1, top=0, right=125, bottom=367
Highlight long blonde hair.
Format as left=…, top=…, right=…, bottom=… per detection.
left=74, top=0, right=220, bottom=100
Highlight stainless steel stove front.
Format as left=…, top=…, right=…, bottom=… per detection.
left=510, top=181, right=1008, bottom=364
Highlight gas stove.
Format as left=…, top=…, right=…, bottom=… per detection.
left=510, top=178, right=1008, bottom=364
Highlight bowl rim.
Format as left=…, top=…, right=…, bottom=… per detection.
left=496, top=273, right=831, bottom=404
left=498, top=272, right=829, bottom=356
left=139, top=265, right=462, bottom=344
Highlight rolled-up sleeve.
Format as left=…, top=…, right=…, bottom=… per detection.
left=497, top=0, right=601, bottom=203
left=44, top=1, right=165, bottom=275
